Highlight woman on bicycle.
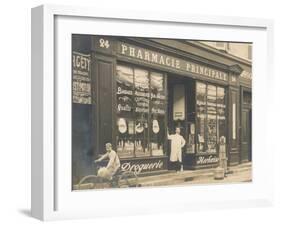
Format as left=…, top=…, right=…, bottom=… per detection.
left=95, top=143, right=121, bottom=180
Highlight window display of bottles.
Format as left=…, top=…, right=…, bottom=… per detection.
left=196, top=82, right=206, bottom=152
left=207, top=85, right=217, bottom=153
left=150, top=72, right=165, bottom=156
left=196, top=82, right=226, bottom=154
left=116, top=65, right=166, bottom=158
left=150, top=116, right=165, bottom=156
left=134, top=68, right=149, bottom=157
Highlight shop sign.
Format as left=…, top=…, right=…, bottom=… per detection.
left=118, top=42, right=228, bottom=82
left=196, top=155, right=219, bottom=165
left=120, top=157, right=167, bottom=174
left=72, top=51, right=91, bottom=104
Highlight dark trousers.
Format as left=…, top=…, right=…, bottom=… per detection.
left=169, top=161, right=182, bottom=171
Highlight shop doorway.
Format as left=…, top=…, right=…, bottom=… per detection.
left=167, top=75, right=196, bottom=170
left=167, top=75, right=228, bottom=170
left=241, top=91, right=252, bottom=163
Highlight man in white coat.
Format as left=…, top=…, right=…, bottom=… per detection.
left=167, top=127, right=186, bottom=172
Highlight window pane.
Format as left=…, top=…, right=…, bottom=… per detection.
left=150, top=72, right=165, bottom=156
left=196, top=83, right=226, bottom=154
left=116, top=118, right=135, bottom=157
left=116, top=65, right=167, bottom=158
left=207, top=85, right=217, bottom=153
left=196, top=82, right=206, bottom=153
left=116, top=65, right=134, bottom=115
left=116, top=66, right=134, bottom=157
left=134, top=69, right=150, bottom=157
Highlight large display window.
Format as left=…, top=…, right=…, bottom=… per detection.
left=116, top=65, right=166, bottom=158
left=116, top=66, right=135, bottom=157
left=134, top=68, right=149, bottom=157
left=207, top=85, right=217, bottom=153
left=150, top=72, right=166, bottom=156
left=196, top=82, right=207, bottom=152
left=196, top=82, right=226, bottom=154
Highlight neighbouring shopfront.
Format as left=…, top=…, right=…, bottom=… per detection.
left=72, top=35, right=252, bottom=182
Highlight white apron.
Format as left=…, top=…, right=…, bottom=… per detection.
left=168, top=134, right=186, bottom=162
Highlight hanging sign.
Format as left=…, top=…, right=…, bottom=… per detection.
left=173, top=84, right=186, bottom=120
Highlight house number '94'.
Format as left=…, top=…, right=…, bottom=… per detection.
left=99, top=39, right=110, bottom=48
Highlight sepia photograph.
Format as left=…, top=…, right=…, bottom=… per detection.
left=72, top=35, right=252, bottom=190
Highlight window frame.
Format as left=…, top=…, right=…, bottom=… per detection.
left=116, top=63, right=167, bottom=158
left=195, top=80, right=227, bottom=155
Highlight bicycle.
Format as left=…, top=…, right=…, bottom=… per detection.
left=76, top=162, right=139, bottom=190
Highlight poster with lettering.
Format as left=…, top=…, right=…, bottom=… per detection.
left=72, top=52, right=91, bottom=104
left=134, top=69, right=149, bottom=114
left=116, top=65, right=134, bottom=114
left=151, top=72, right=166, bottom=115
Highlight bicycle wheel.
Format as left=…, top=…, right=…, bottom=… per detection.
left=118, top=171, right=139, bottom=188
left=76, top=175, right=111, bottom=190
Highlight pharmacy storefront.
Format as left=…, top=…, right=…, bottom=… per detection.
left=72, top=35, right=252, bottom=183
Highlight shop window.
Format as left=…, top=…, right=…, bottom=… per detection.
left=196, top=82, right=226, bottom=153
left=134, top=68, right=150, bottom=157
left=116, top=66, right=135, bottom=158
left=217, top=87, right=226, bottom=146
left=150, top=72, right=165, bottom=156
left=116, top=65, right=166, bottom=158
left=207, top=85, right=217, bottom=153
left=196, top=82, right=206, bottom=152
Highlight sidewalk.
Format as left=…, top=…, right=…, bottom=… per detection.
left=74, top=162, right=252, bottom=189
left=138, top=162, right=252, bottom=187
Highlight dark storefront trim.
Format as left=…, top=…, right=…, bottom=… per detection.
left=72, top=35, right=252, bottom=181
left=240, top=86, right=252, bottom=164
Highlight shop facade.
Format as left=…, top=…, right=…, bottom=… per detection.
left=72, top=35, right=252, bottom=183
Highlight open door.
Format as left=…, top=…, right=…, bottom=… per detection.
left=167, top=75, right=195, bottom=169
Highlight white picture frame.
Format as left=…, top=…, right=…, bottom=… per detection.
left=31, top=4, right=274, bottom=221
